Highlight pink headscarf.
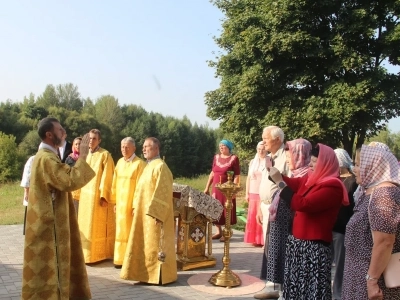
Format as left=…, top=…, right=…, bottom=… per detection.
left=286, top=138, right=312, bottom=177
left=269, top=138, right=311, bottom=221
left=305, top=143, right=349, bottom=205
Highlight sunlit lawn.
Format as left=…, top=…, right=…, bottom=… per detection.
left=0, top=175, right=248, bottom=231
left=0, top=182, right=25, bottom=225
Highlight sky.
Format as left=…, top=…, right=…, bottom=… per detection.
left=0, top=0, right=399, bottom=131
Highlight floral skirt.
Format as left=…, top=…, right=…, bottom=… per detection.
left=283, top=235, right=332, bottom=300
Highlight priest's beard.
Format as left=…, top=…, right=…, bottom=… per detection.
left=52, top=135, right=62, bottom=147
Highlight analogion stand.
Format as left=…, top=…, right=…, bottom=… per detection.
left=173, top=183, right=223, bottom=271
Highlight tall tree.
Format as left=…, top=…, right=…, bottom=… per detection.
left=56, top=83, right=83, bottom=111
left=206, top=0, right=400, bottom=154
left=36, top=84, right=59, bottom=108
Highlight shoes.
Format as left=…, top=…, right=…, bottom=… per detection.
left=114, top=265, right=122, bottom=269
left=212, top=233, right=222, bottom=240
left=253, top=291, right=280, bottom=299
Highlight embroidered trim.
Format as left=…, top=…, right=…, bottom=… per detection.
left=215, top=154, right=236, bottom=169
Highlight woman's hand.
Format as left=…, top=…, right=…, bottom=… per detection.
left=204, top=189, right=210, bottom=195
left=269, top=167, right=283, bottom=183
left=367, top=280, right=383, bottom=300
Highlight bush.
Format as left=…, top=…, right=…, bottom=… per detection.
left=0, top=132, right=23, bottom=183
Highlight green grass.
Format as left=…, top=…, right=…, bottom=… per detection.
left=0, top=181, right=25, bottom=225
left=175, top=175, right=248, bottom=231
left=0, top=175, right=249, bottom=230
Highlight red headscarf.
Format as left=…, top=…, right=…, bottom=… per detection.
left=305, top=143, right=349, bottom=205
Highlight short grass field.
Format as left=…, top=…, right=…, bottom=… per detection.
left=0, top=182, right=25, bottom=225
left=0, top=175, right=248, bottom=231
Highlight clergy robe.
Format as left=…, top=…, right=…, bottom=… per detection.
left=109, top=155, right=146, bottom=265
left=121, top=158, right=177, bottom=284
left=78, top=148, right=115, bottom=263
left=22, top=148, right=95, bottom=300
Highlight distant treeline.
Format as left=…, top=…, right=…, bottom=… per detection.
left=0, top=83, right=223, bottom=182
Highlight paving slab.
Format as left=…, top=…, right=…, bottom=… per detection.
left=0, top=225, right=268, bottom=299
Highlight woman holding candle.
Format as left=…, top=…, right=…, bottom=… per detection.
left=204, top=139, right=240, bottom=242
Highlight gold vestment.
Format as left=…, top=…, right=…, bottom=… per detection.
left=121, top=158, right=177, bottom=284
left=22, top=149, right=95, bottom=300
left=78, top=148, right=115, bottom=263
left=109, top=155, right=146, bottom=265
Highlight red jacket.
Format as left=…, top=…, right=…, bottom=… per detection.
left=282, top=175, right=343, bottom=243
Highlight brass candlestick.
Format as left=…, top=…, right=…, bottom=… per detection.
left=209, top=171, right=242, bottom=287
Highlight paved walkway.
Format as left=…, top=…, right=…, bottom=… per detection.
left=0, top=225, right=266, bottom=299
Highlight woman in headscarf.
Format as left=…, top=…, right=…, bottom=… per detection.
left=332, top=149, right=358, bottom=300
left=204, top=139, right=240, bottom=241
left=262, top=138, right=311, bottom=297
left=65, top=136, right=82, bottom=214
left=342, top=145, right=400, bottom=299
left=269, top=144, right=348, bottom=299
left=244, top=141, right=267, bottom=246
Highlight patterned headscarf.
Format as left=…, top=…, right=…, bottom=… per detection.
left=368, top=141, right=390, bottom=151
left=220, top=139, right=234, bottom=153
left=269, top=138, right=311, bottom=221
left=334, top=148, right=354, bottom=171
left=358, top=145, right=400, bottom=190
left=305, top=143, right=349, bottom=205
left=354, top=141, right=392, bottom=202
left=286, top=138, right=312, bottom=177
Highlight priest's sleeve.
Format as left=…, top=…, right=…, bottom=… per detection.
left=47, top=156, right=96, bottom=192
left=99, top=152, right=115, bottom=202
left=146, top=163, right=173, bottom=223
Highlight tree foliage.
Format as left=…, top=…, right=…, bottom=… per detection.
left=206, top=0, right=400, bottom=154
left=0, top=83, right=220, bottom=181
left=0, top=132, right=23, bottom=182
left=368, top=128, right=400, bottom=158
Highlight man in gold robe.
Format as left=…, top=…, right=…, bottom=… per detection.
left=110, top=137, right=146, bottom=267
left=22, top=118, right=95, bottom=300
left=78, top=129, right=116, bottom=263
left=121, top=137, right=177, bottom=284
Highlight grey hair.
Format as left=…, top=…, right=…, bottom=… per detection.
left=263, top=126, right=284, bottom=142
left=121, top=137, right=135, bottom=146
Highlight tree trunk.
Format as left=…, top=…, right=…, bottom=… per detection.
left=356, top=129, right=366, bottom=151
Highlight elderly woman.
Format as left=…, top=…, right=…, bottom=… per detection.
left=262, top=138, right=311, bottom=296
left=269, top=144, right=348, bottom=299
left=204, top=139, right=240, bottom=241
left=244, top=141, right=267, bottom=246
left=342, top=145, right=400, bottom=299
left=332, top=148, right=358, bottom=300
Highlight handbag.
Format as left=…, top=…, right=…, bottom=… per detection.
left=368, top=187, right=400, bottom=288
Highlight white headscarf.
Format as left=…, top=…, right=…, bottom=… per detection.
left=248, top=141, right=266, bottom=179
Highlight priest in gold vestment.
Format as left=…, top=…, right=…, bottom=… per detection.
left=22, top=118, right=95, bottom=300
left=110, top=137, right=146, bottom=267
left=121, top=137, right=177, bottom=284
left=78, top=129, right=116, bottom=263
